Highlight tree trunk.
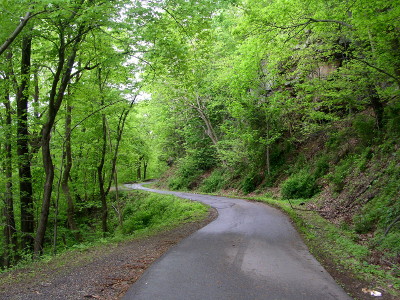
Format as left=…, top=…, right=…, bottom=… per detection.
left=105, top=108, right=132, bottom=193
left=196, top=109, right=219, bottom=145
left=61, top=102, right=82, bottom=241
left=96, top=90, right=135, bottom=235
left=2, top=79, right=18, bottom=267
left=143, top=160, right=148, bottom=180
left=16, top=35, right=34, bottom=251
left=137, top=160, right=141, bottom=180
left=0, top=12, right=32, bottom=56
left=98, top=106, right=134, bottom=235
left=98, top=114, right=108, bottom=235
left=114, top=168, right=119, bottom=199
left=367, top=85, right=384, bottom=130
left=113, top=169, right=123, bottom=228
left=266, top=119, right=271, bottom=175
left=194, top=96, right=219, bottom=145
left=35, top=127, right=54, bottom=255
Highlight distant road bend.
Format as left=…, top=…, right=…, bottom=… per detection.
left=122, top=183, right=352, bottom=300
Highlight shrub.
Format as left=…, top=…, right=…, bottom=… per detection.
left=168, top=173, right=201, bottom=191
left=200, top=170, right=226, bottom=193
left=327, top=156, right=354, bottom=193
left=241, top=173, right=263, bottom=194
left=168, top=158, right=202, bottom=190
left=314, top=154, right=330, bottom=178
left=355, top=147, right=373, bottom=172
left=281, top=169, right=319, bottom=199
left=353, top=114, right=376, bottom=146
left=325, top=128, right=352, bottom=151
left=353, top=213, right=376, bottom=234
left=168, top=148, right=217, bottom=191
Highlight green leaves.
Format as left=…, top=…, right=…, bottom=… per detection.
left=2, top=0, right=399, bottom=261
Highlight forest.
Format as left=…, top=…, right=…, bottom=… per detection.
left=0, top=0, right=399, bottom=290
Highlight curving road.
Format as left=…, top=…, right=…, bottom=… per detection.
left=122, top=184, right=352, bottom=300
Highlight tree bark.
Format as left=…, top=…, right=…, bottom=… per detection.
left=61, top=102, right=82, bottom=241
left=96, top=67, right=109, bottom=236
left=367, top=85, right=384, bottom=130
left=137, top=163, right=141, bottom=180
left=16, top=35, right=34, bottom=251
left=97, top=114, right=108, bottom=235
left=106, top=107, right=133, bottom=193
left=266, top=119, right=271, bottom=175
left=113, top=168, right=123, bottom=228
left=95, top=74, right=136, bottom=235
left=99, top=105, right=133, bottom=233
left=143, top=160, right=148, bottom=180
left=2, top=74, right=18, bottom=267
left=35, top=125, right=54, bottom=255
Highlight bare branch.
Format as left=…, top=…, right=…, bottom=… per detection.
left=306, top=18, right=353, bottom=29
left=353, top=57, right=400, bottom=86
left=268, top=20, right=312, bottom=30
left=268, top=18, right=353, bottom=31
left=70, top=99, right=125, bottom=133
left=70, top=62, right=101, bottom=78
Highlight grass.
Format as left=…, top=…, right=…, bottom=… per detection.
left=120, top=191, right=208, bottom=235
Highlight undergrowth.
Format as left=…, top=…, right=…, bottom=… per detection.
left=120, top=192, right=208, bottom=234
left=0, top=190, right=209, bottom=276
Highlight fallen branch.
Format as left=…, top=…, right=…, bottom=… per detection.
left=384, top=215, right=400, bottom=236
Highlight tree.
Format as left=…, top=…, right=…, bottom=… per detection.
left=0, top=52, right=18, bottom=266
left=34, top=0, right=131, bottom=255
left=0, top=0, right=164, bottom=261
left=61, top=95, right=81, bottom=241
left=16, top=32, right=35, bottom=251
left=139, top=0, right=400, bottom=193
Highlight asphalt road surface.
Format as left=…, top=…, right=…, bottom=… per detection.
left=122, top=184, right=352, bottom=300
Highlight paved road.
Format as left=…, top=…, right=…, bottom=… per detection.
left=122, top=184, right=352, bottom=300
